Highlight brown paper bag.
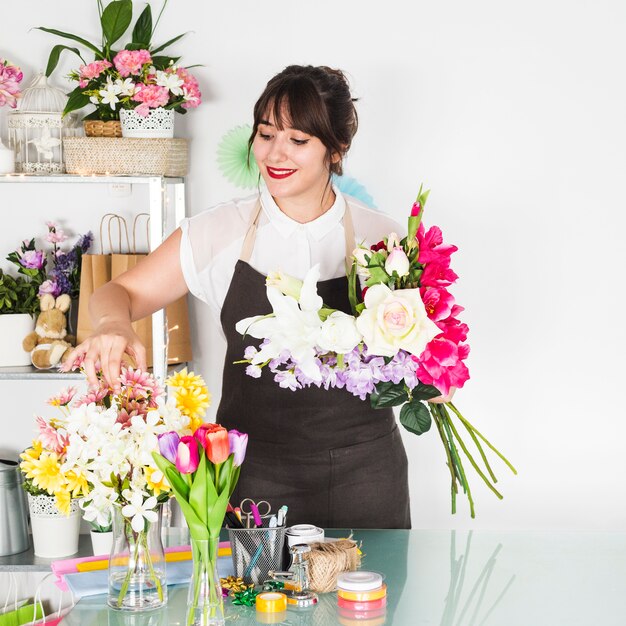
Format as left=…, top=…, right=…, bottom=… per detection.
left=76, top=213, right=192, bottom=367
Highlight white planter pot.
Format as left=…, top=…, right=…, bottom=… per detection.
left=28, top=494, right=81, bottom=558
left=120, top=107, right=175, bottom=138
left=0, top=314, right=34, bottom=367
left=90, top=529, right=113, bottom=556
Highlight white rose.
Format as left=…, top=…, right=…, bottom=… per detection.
left=385, top=247, right=410, bottom=278
left=387, top=232, right=401, bottom=251
left=318, top=312, right=362, bottom=354
left=355, top=284, right=440, bottom=357
left=352, top=246, right=371, bottom=278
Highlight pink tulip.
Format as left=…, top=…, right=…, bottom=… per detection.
left=228, top=430, right=248, bottom=467
left=176, top=436, right=199, bottom=474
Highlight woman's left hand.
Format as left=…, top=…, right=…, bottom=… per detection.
left=428, top=387, right=456, bottom=404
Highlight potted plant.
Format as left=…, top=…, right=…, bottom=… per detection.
left=38, top=0, right=201, bottom=137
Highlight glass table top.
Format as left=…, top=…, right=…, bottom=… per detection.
left=58, top=528, right=626, bottom=626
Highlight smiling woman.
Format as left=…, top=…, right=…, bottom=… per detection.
left=66, top=64, right=412, bottom=529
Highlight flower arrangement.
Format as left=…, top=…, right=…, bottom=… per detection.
left=237, top=186, right=516, bottom=517
left=2, top=222, right=92, bottom=317
left=0, top=59, right=23, bottom=109
left=38, top=0, right=201, bottom=121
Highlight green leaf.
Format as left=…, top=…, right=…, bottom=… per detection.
left=365, top=265, right=390, bottom=287
left=371, top=381, right=409, bottom=408
left=207, top=487, right=230, bottom=533
left=189, top=453, right=208, bottom=525
left=411, top=383, right=443, bottom=402
left=217, top=456, right=234, bottom=495
left=101, top=0, right=132, bottom=47
left=132, top=4, right=152, bottom=45
left=151, top=55, right=180, bottom=70
left=62, top=87, right=91, bottom=118
left=348, top=262, right=358, bottom=315
left=400, top=400, right=432, bottom=435
left=35, top=27, right=104, bottom=58
left=45, top=45, right=84, bottom=77
left=151, top=32, right=188, bottom=54
left=229, top=465, right=241, bottom=498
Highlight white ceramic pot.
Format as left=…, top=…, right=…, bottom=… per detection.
left=0, top=313, right=34, bottom=367
left=0, top=139, right=15, bottom=174
left=28, top=494, right=81, bottom=558
left=90, top=529, right=113, bottom=556
left=120, top=107, right=175, bottom=138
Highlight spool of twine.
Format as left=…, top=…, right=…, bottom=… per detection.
left=305, top=539, right=361, bottom=593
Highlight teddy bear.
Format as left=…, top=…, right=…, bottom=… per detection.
left=22, top=293, right=75, bottom=369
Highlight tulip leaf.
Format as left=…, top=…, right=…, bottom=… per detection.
left=189, top=453, right=208, bottom=525
left=371, top=381, right=409, bottom=408
left=132, top=4, right=152, bottom=46
left=45, top=45, right=84, bottom=77
left=400, top=400, right=432, bottom=435
left=151, top=32, right=189, bottom=54
left=229, top=465, right=241, bottom=498
left=101, top=0, right=133, bottom=47
left=207, top=487, right=230, bottom=533
left=218, top=456, right=234, bottom=495
left=411, top=382, right=443, bottom=402
left=152, top=452, right=189, bottom=500
left=35, top=27, right=104, bottom=58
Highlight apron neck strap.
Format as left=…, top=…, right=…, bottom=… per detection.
left=239, top=195, right=357, bottom=269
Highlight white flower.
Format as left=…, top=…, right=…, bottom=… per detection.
left=353, top=246, right=372, bottom=279
left=236, top=265, right=324, bottom=382
left=356, top=284, right=440, bottom=358
left=114, top=77, right=136, bottom=96
left=99, top=77, right=122, bottom=110
left=387, top=233, right=401, bottom=251
left=266, top=271, right=303, bottom=300
left=155, top=70, right=184, bottom=95
left=121, top=490, right=158, bottom=533
left=318, top=311, right=362, bottom=354
left=385, top=247, right=410, bottom=278
left=89, top=95, right=100, bottom=105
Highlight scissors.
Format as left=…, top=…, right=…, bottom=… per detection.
left=239, top=498, right=271, bottom=528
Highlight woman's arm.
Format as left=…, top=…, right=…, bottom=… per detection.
left=64, top=228, right=189, bottom=390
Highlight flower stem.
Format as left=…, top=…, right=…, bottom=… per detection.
left=142, top=531, right=164, bottom=602
left=447, top=403, right=518, bottom=475
left=430, top=406, right=458, bottom=514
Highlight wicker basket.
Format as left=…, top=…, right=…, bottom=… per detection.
left=63, top=137, right=188, bottom=176
left=83, top=120, right=122, bottom=137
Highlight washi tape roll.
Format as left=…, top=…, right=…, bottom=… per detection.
left=256, top=592, right=288, bottom=613
left=337, top=584, right=387, bottom=602
left=337, top=595, right=387, bottom=611
left=285, top=524, right=325, bottom=547
left=337, top=608, right=387, bottom=626
left=337, top=571, right=384, bottom=591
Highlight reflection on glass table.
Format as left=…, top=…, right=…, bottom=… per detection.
left=58, top=529, right=626, bottom=626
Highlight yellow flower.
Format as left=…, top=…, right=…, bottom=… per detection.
left=166, top=368, right=206, bottom=391
left=19, top=441, right=44, bottom=478
left=29, top=452, right=65, bottom=494
left=187, top=415, right=204, bottom=432
left=175, top=386, right=211, bottom=420
left=65, top=470, right=90, bottom=498
left=55, top=489, right=72, bottom=516
left=146, top=466, right=170, bottom=497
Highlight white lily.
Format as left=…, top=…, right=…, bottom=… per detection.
left=155, top=70, right=184, bottom=95
left=121, top=489, right=158, bottom=533
left=99, top=77, right=122, bottom=110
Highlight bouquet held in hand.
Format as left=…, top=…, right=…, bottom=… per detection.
left=237, top=186, right=516, bottom=517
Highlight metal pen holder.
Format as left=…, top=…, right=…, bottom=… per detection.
left=228, top=526, right=286, bottom=585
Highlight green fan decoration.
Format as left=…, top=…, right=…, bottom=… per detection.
left=217, top=124, right=260, bottom=189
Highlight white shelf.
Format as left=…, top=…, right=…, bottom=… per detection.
left=0, top=174, right=184, bottom=184
left=0, top=363, right=189, bottom=381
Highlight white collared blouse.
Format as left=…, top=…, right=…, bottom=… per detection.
left=179, top=185, right=402, bottom=324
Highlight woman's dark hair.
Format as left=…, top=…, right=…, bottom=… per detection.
left=248, top=65, right=358, bottom=176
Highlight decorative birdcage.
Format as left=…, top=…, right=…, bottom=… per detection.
left=7, top=73, right=79, bottom=174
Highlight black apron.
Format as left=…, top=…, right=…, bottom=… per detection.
left=216, top=199, right=411, bottom=529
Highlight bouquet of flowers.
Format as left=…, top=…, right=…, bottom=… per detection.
left=38, top=0, right=201, bottom=121
left=50, top=366, right=210, bottom=608
left=0, top=58, right=23, bottom=109
left=4, top=222, right=92, bottom=316
left=237, top=186, right=516, bottom=517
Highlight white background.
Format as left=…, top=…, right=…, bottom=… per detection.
left=1, top=0, right=625, bottom=538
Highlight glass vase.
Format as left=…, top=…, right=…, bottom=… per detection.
left=187, top=537, right=225, bottom=626
left=107, top=505, right=167, bottom=611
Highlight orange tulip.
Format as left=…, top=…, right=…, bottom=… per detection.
left=195, top=423, right=230, bottom=464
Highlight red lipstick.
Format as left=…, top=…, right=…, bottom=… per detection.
left=267, top=167, right=296, bottom=179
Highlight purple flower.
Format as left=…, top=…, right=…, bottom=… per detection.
left=228, top=429, right=248, bottom=467
left=274, top=370, right=300, bottom=391
left=157, top=431, right=180, bottom=464
left=246, top=364, right=262, bottom=378
left=244, top=346, right=258, bottom=360
left=19, top=249, right=45, bottom=269
left=38, top=279, right=60, bottom=297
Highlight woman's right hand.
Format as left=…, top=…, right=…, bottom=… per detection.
left=62, top=321, right=147, bottom=392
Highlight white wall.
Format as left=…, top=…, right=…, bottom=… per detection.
left=1, top=0, right=625, bottom=532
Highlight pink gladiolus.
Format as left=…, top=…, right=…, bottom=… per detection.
left=176, top=436, right=200, bottom=474
left=421, top=287, right=455, bottom=321
left=415, top=337, right=470, bottom=396
left=417, top=224, right=458, bottom=265
left=420, top=260, right=459, bottom=288
left=113, top=50, right=151, bottom=78
left=410, top=201, right=421, bottom=217
left=228, top=429, right=248, bottom=467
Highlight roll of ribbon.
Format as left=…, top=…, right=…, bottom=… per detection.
left=337, top=584, right=387, bottom=602
left=337, top=571, right=383, bottom=591
left=285, top=524, right=324, bottom=547
left=337, top=595, right=387, bottom=611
